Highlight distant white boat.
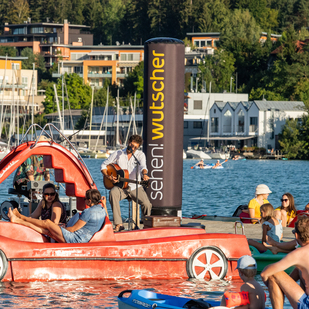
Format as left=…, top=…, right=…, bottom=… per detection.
left=186, top=149, right=211, bottom=159
left=183, top=150, right=187, bottom=159
left=208, top=152, right=230, bottom=160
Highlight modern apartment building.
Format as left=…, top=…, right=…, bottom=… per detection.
left=0, top=19, right=93, bottom=68
left=53, top=45, right=144, bottom=88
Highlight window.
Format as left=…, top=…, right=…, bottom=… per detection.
left=223, top=110, right=232, bottom=133
left=200, top=41, right=205, bottom=47
left=206, top=40, right=212, bottom=47
left=102, top=66, right=112, bottom=73
left=194, top=100, right=202, bottom=110
left=12, top=63, right=20, bottom=70
left=193, top=121, right=202, bottom=129
left=13, top=27, right=25, bottom=35
left=211, top=117, right=218, bottom=133
left=49, top=37, right=54, bottom=43
left=74, top=66, right=83, bottom=74
left=237, top=110, right=244, bottom=132
left=250, top=117, right=258, bottom=132
left=89, top=66, right=99, bottom=74
left=21, top=76, right=28, bottom=85
left=184, top=121, right=188, bottom=129
left=30, top=27, right=43, bottom=34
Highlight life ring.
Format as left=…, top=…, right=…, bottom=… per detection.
left=0, top=250, right=8, bottom=281
left=186, top=246, right=228, bottom=280
left=223, top=291, right=250, bottom=308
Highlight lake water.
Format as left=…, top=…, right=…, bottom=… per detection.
left=1, top=158, right=306, bottom=308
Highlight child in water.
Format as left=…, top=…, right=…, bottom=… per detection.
left=221, top=255, right=265, bottom=308
left=248, top=203, right=283, bottom=253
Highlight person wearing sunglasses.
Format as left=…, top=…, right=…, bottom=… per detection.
left=28, top=183, right=67, bottom=225
left=261, top=216, right=309, bottom=309
left=274, top=193, right=297, bottom=227
left=7, top=189, right=106, bottom=243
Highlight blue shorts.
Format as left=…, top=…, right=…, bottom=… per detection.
left=60, top=226, right=93, bottom=243
left=298, top=294, right=309, bottom=309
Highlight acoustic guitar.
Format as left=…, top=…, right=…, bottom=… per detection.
left=103, top=164, right=149, bottom=190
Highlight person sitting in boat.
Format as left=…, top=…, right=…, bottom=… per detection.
left=261, top=215, right=309, bottom=309
left=248, top=203, right=283, bottom=253
left=274, top=192, right=297, bottom=227
left=28, top=183, right=67, bottom=225
left=247, top=184, right=271, bottom=223
left=212, top=160, right=222, bottom=169
left=221, top=255, right=265, bottom=309
left=7, top=189, right=106, bottom=243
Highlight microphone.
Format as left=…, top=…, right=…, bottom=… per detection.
left=127, top=145, right=133, bottom=153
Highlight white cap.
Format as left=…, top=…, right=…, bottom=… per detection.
left=235, top=255, right=257, bottom=270
left=255, top=184, right=272, bottom=196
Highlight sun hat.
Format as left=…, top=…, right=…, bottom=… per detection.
left=255, top=184, right=272, bottom=196
left=235, top=255, right=257, bottom=270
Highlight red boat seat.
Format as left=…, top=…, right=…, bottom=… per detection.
left=89, top=217, right=115, bottom=242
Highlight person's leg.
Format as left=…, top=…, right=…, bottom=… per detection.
left=129, top=187, right=152, bottom=217
left=266, top=236, right=297, bottom=250
left=268, top=271, right=305, bottom=309
left=248, top=239, right=268, bottom=252
left=8, top=208, right=65, bottom=242
left=109, top=187, right=127, bottom=227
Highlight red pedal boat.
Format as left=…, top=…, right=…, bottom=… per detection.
left=0, top=126, right=251, bottom=282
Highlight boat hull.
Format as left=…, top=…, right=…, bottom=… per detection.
left=0, top=219, right=251, bottom=282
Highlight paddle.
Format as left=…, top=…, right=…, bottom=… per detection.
left=212, top=159, right=228, bottom=169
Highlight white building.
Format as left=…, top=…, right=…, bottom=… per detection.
left=184, top=92, right=249, bottom=148
left=207, top=100, right=306, bottom=150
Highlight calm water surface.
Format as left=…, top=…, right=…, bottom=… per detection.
left=0, top=158, right=306, bottom=308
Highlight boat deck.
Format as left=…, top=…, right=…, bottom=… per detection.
left=120, top=217, right=295, bottom=242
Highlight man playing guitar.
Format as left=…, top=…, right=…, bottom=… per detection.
left=101, top=135, right=152, bottom=232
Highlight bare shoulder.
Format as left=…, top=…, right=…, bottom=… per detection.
left=52, top=201, right=63, bottom=208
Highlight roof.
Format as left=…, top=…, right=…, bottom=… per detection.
left=227, top=102, right=239, bottom=110
left=212, top=102, right=226, bottom=110
left=254, top=101, right=305, bottom=111
left=241, top=101, right=254, bottom=110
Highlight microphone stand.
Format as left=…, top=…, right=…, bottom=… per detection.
left=130, top=149, right=141, bottom=230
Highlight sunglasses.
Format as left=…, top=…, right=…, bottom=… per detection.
left=281, top=198, right=289, bottom=202
left=44, top=192, right=56, bottom=197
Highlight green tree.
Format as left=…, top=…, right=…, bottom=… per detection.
left=43, top=73, right=92, bottom=114
left=28, top=0, right=43, bottom=22
left=7, top=0, right=30, bottom=24
left=197, top=0, right=230, bottom=32
left=278, top=118, right=303, bottom=159
left=0, top=46, right=17, bottom=57
left=198, top=49, right=236, bottom=93
left=67, top=0, right=85, bottom=25
left=123, top=61, right=144, bottom=98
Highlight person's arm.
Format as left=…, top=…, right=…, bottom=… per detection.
left=65, top=219, right=87, bottom=232
left=261, top=249, right=301, bottom=284
left=139, top=152, right=149, bottom=181
left=262, top=223, right=270, bottom=243
left=249, top=208, right=258, bottom=223
left=50, top=202, right=63, bottom=224
left=30, top=201, right=43, bottom=219
left=101, top=151, right=119, bottom=183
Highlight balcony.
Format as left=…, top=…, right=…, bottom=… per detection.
left=236, top=125, right=244, bottom=133
left=88, top=73, right=112, bottom=78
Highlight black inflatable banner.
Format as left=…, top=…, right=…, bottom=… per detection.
left=143, top=38, right=185, bottom=216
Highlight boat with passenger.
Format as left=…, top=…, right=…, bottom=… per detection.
left=0, top=123, right=251, bottom=282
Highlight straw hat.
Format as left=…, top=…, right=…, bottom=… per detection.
left=255, top=184, right=272, bottom=196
